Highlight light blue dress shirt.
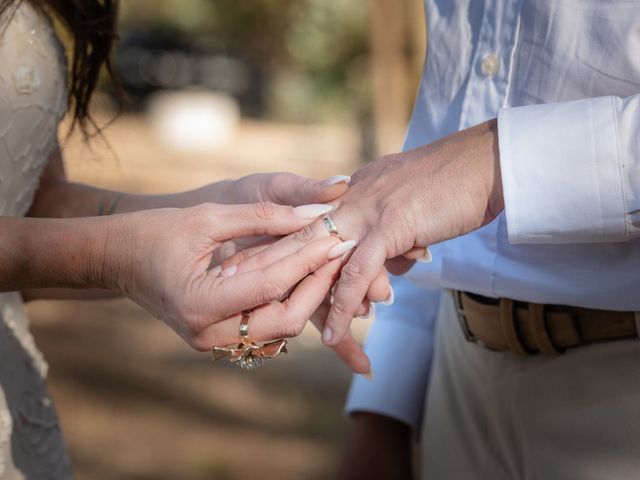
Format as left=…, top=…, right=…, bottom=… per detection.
left=346, top=0, right=640, bottom=430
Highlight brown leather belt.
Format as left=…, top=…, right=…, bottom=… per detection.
left=452, top=290, right=640, bottom=355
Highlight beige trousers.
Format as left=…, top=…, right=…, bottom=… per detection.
left=420, top=292, right=640, bottom=480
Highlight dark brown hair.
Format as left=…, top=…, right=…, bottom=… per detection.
left=0, top=0, right=119, bottom=134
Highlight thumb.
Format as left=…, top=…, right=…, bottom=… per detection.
left=206, top=202, right=334, bottom=240
left=268, top=174, right=351, bottom=206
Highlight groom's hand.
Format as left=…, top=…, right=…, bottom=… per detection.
left=216, top=120, right=503, bottom=356
left=320, top=119, right=504, bottom=345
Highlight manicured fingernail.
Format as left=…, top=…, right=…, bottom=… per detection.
left=221, top=265, right=237, bottom=278
left=382, top=286, right=394, bottom=306
left=417, top=247, right=433, bottom=263
left=328, top=240, right=357, bottom=259
left=362, top=370, right=375, bottom=381
left=356, top=302, right=374, bottom=320
left=322, top=175, right=351, bottom=187
left=322, top=327, right=333, bottom=344
left=210, top=265, right=222, bottom=277
left=293, top=203, right=333, bottom=219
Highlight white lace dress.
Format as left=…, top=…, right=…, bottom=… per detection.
left=0, top=3, right=73, bottom=478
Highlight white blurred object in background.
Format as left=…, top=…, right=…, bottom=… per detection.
left=147, top=90, right=240, bottom=153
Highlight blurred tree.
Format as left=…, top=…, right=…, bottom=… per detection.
left=116, top=0, right=370, bottom=123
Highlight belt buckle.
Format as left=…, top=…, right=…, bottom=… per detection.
left=451, top=290, right=476, bottom=343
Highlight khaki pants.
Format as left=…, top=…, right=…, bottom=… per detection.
left=421, top=292, right=640, bottom=480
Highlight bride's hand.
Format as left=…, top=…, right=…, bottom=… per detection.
left=104, top=202, right=355, bottom=350
left=216, top=225, right=392, bottom=373
left=195, top=173, right=352, bottom=265
left=214, top=173, right=352, bottom=206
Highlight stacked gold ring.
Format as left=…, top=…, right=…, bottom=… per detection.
left=239, top=310, right=251, bottom=337
left=212, top=309, right=288, bottom=370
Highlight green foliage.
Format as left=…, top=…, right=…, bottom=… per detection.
left=118, top=0, right=371, bottom=122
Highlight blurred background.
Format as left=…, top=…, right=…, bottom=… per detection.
left=28, top=1, right=426, bottom=478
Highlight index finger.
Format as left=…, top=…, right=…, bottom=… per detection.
left=322, top=236, right=386, bottom=346
left=309, top=300, right=371, bottom=374
left=209, top=235, right=352, bottom=320
left=208, top=202, right=333, bottom=240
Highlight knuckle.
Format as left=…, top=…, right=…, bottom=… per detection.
left=182, top=316, right=204, bottom=337
left=339, top=261, right=362, bottom=285
left=281, top=319, right=305, bottom=338
left=259, top=280, right=288, bottom=303
left=250, top=248, right=270, bottom=268
left=195, top=202, right=217, bottom=219
left=252, top=201, right=278, bottom=220
left=262, top=174, right=280, bottom=202
left=278, top=307, right=306, bottom=338
left=226, top=249, right=248, bottom=266
left=189, top=335, right=214, bottom=353
left=298, top=177, right=315, bottom=197
left=378, top=202, right=402, bottom=226
left=329, top=300, right=352, bottom=320
left=292, top=224, right=316, bottom=244
left=379, top=203, right=411, bottom=255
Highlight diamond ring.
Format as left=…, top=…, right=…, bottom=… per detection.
left=322, top=214, right=341, bottom=238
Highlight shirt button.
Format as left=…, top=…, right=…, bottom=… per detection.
left=481, top=54, right=500, bottom=77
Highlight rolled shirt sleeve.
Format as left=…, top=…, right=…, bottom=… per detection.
left=498, top=94, right=640, bottom=244
left=345, top=275, right=441, bottom=432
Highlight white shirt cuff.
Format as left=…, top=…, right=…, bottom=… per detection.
left=498, top=96, right=629, bottom=244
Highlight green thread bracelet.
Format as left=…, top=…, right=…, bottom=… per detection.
left=98, top=194, right=122, bottom=216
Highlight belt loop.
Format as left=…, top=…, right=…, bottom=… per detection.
left=528, top=303, right=560, bottom=354
left=452, top=290, right=476, bottom=343
left=498, top=298, right=529, bottom=356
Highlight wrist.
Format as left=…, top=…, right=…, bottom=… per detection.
left=92, top=214, right=136, bottom=292
left=339, top=412, right=414, bottom=480
left=485, top=118, right=504, bottom=218
left=7, top=216, right=121, bottom=290
left=351, top=411, right=412, bottom=442
left=180, top=179, right=236, bottom=207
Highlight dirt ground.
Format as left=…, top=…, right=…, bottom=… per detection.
left=27, top=113, right=371, bottom=480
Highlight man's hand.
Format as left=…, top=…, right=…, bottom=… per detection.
left=321, top=119, right=503, bottom=345
left=216, top=120, right=501, bottom=366
left=337, top=412, right=414, bottom=480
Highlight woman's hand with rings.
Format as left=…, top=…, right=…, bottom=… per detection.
left=216, top=213, right=392, bottom=374
left=105, top=202, right=357, bottom=352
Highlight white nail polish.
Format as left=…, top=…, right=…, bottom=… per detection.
left=328, top=240, right=357, bottom=259
left=221, top=265, right=237, bottom=278
left=322, top=327, right=333, bottom=344
left=209, top=265, right=222, bottom=277
left=362, top=370, right=375, bottom=381
left=293, top=203, right=333, bottom=219
left=322, top=175, right=351, bottom=187
left=417, top=247, right=433, bottom=263
left=382, top=286, right=394, bottom=306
